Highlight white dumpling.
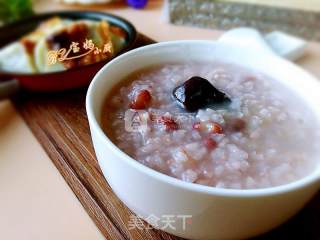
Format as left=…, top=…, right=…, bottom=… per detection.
left=34, top=19, right=115, bottom=73
left=0, top=17, right=124, bottom=73
left=34, top=38, right=66, bottom=73
left=0, top=42, right=35, bottom=73
left=0, top=17, right=71, bottom=73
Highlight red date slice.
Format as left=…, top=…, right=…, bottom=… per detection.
left=193, top=121, right=224, bottom=134
left=130, top=89, right=152, bottom=109
left=160, top=116, right=179, bottom=131
left=203, top=137, right=217, bottom=150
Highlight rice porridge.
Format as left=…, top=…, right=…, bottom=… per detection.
left=102, top=62, right=319, bottom=189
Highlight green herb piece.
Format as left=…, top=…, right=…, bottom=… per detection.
left=0, top=0, right=34, bottom=24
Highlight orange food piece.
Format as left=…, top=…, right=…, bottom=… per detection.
left=207, top=122, right=223, bottom=134
left=130, top=90, right=152, bottom=109
left=193, top=121, right=223, bottom=134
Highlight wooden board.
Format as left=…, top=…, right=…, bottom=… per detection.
left=14, top=34, right=320, bottom=240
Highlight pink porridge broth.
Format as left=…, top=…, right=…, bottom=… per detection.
left=102, top=61, right=320, bottom=189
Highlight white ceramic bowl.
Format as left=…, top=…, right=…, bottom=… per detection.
left=86, top=39, right=320, bottom=240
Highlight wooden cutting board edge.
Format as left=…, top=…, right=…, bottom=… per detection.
left=13, top=33, right=320, bottom=240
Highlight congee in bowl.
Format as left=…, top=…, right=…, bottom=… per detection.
left=102, top=61, right=320, bottom=189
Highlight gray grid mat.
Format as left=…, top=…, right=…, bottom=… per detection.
left=169, top=0, right=320, bottom=41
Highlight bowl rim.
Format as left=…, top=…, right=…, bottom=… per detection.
left=86, top=40, right=320, bottom=197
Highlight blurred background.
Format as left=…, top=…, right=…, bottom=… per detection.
left=1, top=0, right=320, bottom=40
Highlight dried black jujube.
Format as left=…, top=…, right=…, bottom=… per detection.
left=172, top=76, right=231, bottom=112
